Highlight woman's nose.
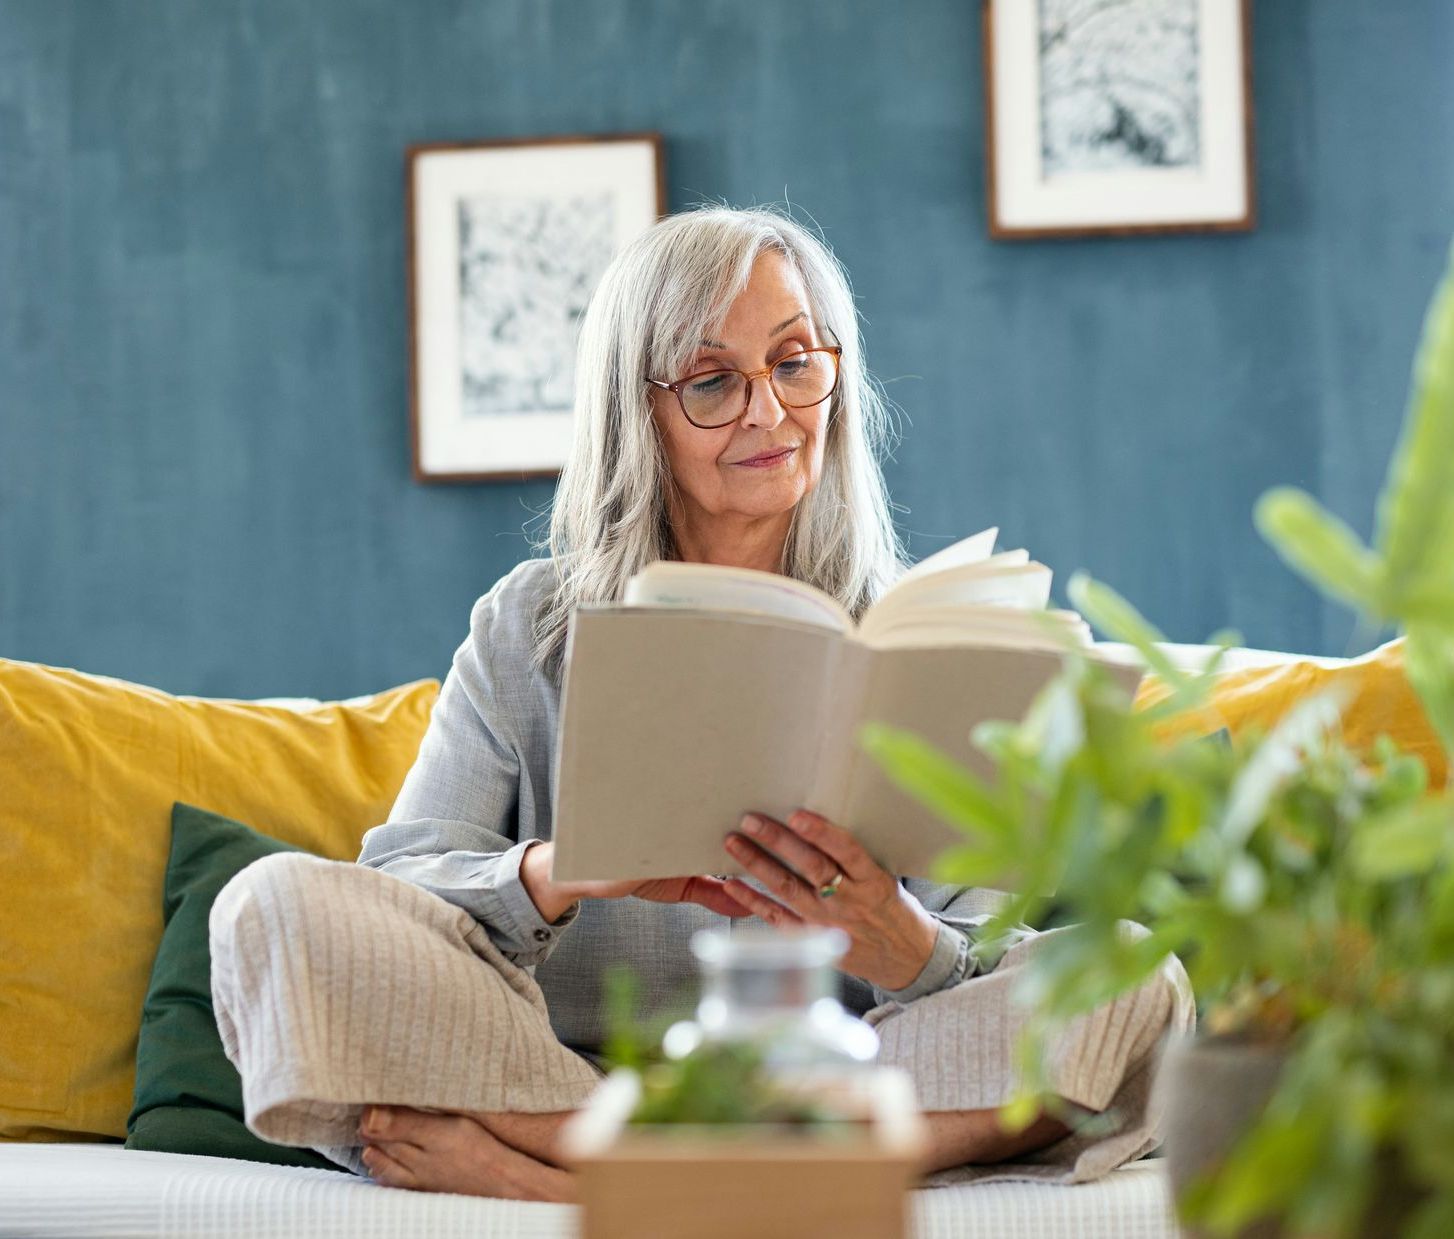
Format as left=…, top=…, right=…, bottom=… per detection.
left=740, top=375, right=788, bottom=430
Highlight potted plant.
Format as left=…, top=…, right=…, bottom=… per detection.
left=862, top=243, right=1454, bottom=1238
left=560, top=934, right=928, bottom=1239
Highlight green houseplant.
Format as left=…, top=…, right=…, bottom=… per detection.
left=863, top=243, right=1454, bottom=1238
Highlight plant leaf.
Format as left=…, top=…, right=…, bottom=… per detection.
left=1376, top=240, right=1454, bottom=605
left=1400, top=585, right=1454, bottom=627
left=1350, top=793, right=1454, bottom=880
left=1403, top=1196, right=1454, bottom=1239
left=930, top=843, right=1019, bottom=887
left=1221, top=689, right=1347, bottom=846
left=858, top=723, right=1015, bottom=841
left=1405, top=624, right=1454, bottom=765
left=1067, top=572, right=1187, bottom=689
left=1017, top=671, right=1084, bottom=777
left=1220, top=852, right=1267, bottom=912
left=1254, top=487, right=1383, bottom=614
left=1197, top=629, right=1244, bottom=679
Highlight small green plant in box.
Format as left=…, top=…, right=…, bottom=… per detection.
left=568, top=952, right=926, bottom=1239
left=600, top=954, right=863, bottom=1130
left=863, top=242, right=1454, bottom=1238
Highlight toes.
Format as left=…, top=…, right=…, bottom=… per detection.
left=376, top=1138, right=422, bottom=1171
left=359, top=1105, right=432, bottom=1147
left=361, top=1143, right=418, bottom=1189
left=358, top=1105, right=390, bottom=1141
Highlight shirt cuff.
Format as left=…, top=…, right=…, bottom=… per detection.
left=878, top=919, right=974, bottom=1005
left=489, top=839, right=580, bottom=966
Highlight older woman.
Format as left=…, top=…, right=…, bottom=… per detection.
left=209, top=205, right=1192, bottom=1202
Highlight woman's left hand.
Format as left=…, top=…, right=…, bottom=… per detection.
left=723, top=810, right=940, bottom=992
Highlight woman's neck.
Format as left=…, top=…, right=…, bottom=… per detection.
left=670, top=509, right=793, bottom=574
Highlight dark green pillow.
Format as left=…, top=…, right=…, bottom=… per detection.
left=125, top=802, right=343, bottom=1171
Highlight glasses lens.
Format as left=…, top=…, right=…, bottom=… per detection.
left=680, top=370, right=747, bottom=427
left=771, top=351, right=837, bottom=407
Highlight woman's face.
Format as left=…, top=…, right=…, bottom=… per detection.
left=649, top=250, right=831, bottom=543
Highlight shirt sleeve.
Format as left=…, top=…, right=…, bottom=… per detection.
left=869, top=878, right=1031, bottom=1007
left=356, top=587, right=577, bottom=968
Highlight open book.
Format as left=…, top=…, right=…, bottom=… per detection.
left=551, top=528, right=1141, bottom=881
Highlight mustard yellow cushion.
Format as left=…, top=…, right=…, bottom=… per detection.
left=1134, top=637, right=1448, bottom=788
left=0, top=658, right=439, bottom=1142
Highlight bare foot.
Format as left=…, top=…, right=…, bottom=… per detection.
left=464, top=1109, right=574, bottom=1168
left=357, top=1105, right=575, bottom=1201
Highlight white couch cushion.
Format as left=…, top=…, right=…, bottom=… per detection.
left=0, top=1142, right=1178, bottom=1239
left=1095, top=640, right=1351, bottom=674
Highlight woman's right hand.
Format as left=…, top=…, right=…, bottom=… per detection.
left=520, top=840, right=751, bottom=923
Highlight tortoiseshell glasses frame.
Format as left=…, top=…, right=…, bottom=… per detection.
left=647, top=331, right=844, bottom=430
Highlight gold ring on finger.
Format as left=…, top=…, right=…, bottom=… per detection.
left=818, top=871, right=845, bottom=899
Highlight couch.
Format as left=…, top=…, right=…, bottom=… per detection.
left=0, top=1143, right=1177, bottom=1238
left=7, top=636, right=1429, bottom=1239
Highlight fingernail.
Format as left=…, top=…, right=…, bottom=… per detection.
left=740, top=814, right=762, bottom=834
left=724, top=834, right=744, bottom=851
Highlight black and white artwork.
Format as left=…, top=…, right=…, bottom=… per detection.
left=457, top=194, right=616, bottom=418
left=1039, top=0, right=1202, bottom=176
left=985, top=0, right=1253, bottom=238
left=408, top=134, right=663, bottom=481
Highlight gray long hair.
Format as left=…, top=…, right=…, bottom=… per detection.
left=533, top=203, right=904, bottom=673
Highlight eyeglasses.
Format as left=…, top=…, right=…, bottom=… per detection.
left=648, top=342, right=843, bottom=430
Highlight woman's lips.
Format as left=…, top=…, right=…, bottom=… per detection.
left=731, top=446, right=798, bottom=468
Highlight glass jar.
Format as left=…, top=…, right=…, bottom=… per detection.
left=661, top=925, right=879, bottom=1078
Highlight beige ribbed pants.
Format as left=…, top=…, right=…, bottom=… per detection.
left=209, top=854, right=1193, bottom=1186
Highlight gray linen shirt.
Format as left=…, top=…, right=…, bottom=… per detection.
left=358, top=558, right=1007, bottom=1055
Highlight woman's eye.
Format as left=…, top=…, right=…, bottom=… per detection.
left=687, top=373, right=729, bottom=395
left=775, top=356, right=809, bottom=376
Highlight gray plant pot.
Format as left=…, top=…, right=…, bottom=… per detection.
left=1160, top=1035, right=1425, bottom=1239
left=1160, top=1035, right=1287, bottom=1239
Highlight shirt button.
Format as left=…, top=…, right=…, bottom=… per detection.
left=533, top=928, right=551, bottom=943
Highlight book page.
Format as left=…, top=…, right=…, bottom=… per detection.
left=893, top=527, right=999, bottom=586
left=862, top=607, right=1091, bottom=651
left=860, top=560, right=1053, bottom=639
left=624, top=561, right=851, bottom=632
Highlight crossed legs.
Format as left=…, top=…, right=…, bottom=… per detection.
left=210, top=856, right=1188, bottom=1200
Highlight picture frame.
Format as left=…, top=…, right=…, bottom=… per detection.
left=407, top=132, right=666, bottom=482
left=983, top=0, right=1255, bottom=240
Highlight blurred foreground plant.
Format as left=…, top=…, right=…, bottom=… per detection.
left=864, top=243, right=1454, bottom=1237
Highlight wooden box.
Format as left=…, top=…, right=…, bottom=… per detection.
left=560, top=1067, right=928, bottom=1239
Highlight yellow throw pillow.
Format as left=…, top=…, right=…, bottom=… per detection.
left=1134, top=637, right=1448, bottom=788
left=0, top=658, right=439, bottom=1142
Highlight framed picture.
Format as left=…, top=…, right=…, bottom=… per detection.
left=983, top=0, right=1255, bottom=239
left=407, top=132, right=666, bottom=482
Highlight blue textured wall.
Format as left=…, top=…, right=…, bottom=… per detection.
left=2, top=0, right=1452, bottom=698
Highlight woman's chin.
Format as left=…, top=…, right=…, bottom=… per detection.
left=721, top=476, right=809, bottom=518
